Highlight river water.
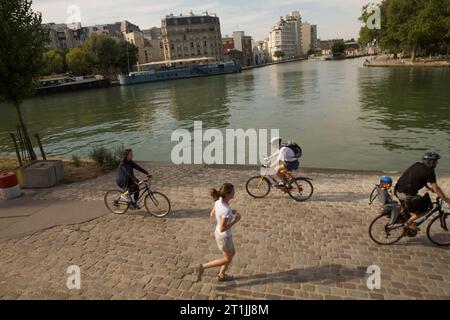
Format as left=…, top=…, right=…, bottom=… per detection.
left=1, top=58, right=449, bottom=172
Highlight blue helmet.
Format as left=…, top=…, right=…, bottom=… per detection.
left=380, top=176, right=393, bottom=184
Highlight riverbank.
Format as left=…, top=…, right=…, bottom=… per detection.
left=241, top=56, right=307, bottom=71
left=0, top=161, right=449, bottom=300
left=364, top=57, right=450, bottom=68
left=0, top=157, right=111, bottom=184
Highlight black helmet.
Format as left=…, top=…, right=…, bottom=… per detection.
left=423, top=152, right=441, bottom=161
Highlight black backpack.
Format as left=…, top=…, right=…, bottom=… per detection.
left=283, top=142, right=302, bottom=159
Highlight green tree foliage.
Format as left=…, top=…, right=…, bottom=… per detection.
left=66, top=47, right=91, bottom=75
left=43, top=50, right=65, bottom=74
left=359, top=0, right=450, bottom=60
left=83, top=34, right=119, bottom=74
left=0, top=0, right=47, bottom=160
left=114, top=41, right=138, bottom=73
left=332, top=40, right=346, bottom=57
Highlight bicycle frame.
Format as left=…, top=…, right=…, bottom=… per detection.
left=391, top=198, right=444, bottom=230
left=125, top=180, right=154, bottom=204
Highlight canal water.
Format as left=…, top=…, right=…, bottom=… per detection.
left=1, top=57, right=449, bottom=172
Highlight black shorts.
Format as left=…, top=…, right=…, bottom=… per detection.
left=284, top=160, right=299, bottom=172
left=395, top=192, right=432, bottom=214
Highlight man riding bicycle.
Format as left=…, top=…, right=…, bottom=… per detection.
left=395, top=152, right=450, bottom=231
left=265, top=137, right=300, bottom=187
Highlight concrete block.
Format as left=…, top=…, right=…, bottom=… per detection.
left=21, top=160, right=64, bottom=188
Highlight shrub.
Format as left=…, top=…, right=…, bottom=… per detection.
left=88, top=144, right=124, bottom=170
left=88, top=147, right=107, bottom=165
left=71, top=154, right=81, bottom=167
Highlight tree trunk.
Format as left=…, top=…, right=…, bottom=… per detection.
left=14, top=101, right=37, bottom=161
left=411, top=46, right=417, bottom=62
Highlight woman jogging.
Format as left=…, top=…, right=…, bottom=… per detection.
left=195, top=183, right=241, bottom=282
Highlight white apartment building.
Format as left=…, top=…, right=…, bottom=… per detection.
left=301, top=22, right=318, bottom=54
left=268, top=11, right=303, bottom=61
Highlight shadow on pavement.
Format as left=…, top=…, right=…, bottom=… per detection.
left=219, top=264, right=366, bottom=290
left=128, top=209, right=211, bottom=219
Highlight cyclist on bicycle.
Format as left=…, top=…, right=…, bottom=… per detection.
left=395, top=152, right=450, bottom=231
left=265, top=137, right=300, bottom=187
left=115, top=149, right=151, bottom=209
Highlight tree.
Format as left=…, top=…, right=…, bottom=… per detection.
left=332, top=40, right=346, bottom=57
left=66, top=47, right=91, bottom=75
left=273, top=51, right=285, bottom=59
left=114, top=41, right=138, bottom=73
left=358, top=0, right=450, bottom=60
left=0, top=0, right=47, bottom=160
left=43, top=50, right=65, bottom=74
left=83, top=34, right=119, bottom=75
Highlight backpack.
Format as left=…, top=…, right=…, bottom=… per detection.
left=282, top=142, right=302, bottom=159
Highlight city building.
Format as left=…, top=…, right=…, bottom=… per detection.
left=253, top=41, right=266, bottom=65
left=318, top=39, right=343, bottom=56
left=86, top=20, right=139, bottom=40
left=44, top=23, right=87, bottom=49
left=301, top=22, right=318, bottom=55
left=344, top=42, right=361, bottom=56
left=142, top=28, right=165, bottom=62
left=222, top=31, right=253, bottom=66
left=125, top=28, right=165, bottom=66
left=268, top=11, right=303, bottom=61
left=161, top=12, right=224, bottom=64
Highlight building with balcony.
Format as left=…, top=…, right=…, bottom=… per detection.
left=161, top=12, right=223, bottom=64
left=268, top=11, right=303, bottom=61
left=44, top=23, right=87, bottom=49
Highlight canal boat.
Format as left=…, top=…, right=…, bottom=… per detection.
left=37, top=74, right=110, bottom=95
left=118, top=57, right=241, bottom=86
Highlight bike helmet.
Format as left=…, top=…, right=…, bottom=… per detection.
left=380, top=176, right=393, bottom=184
left=423, top=152, right=441, bottom=161
left=271, top=137, right=282, bottom=147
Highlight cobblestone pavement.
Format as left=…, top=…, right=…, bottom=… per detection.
left=1, top=163, right=449, bottom=300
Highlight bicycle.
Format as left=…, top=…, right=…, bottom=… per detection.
left=369, top=197, right=450, bottom=246
left=104, top=177, right=171, bottom=217
left=245, top=163, right=314, bottom=202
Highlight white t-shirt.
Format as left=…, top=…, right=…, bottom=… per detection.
left=278, top=146, right=297, bottom=162
left=214, top=198, right=233, bottom=237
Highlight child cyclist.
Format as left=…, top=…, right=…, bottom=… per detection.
left=372, top=176, right=401, bottom=225
left=115, top=149, right=151, bottom=209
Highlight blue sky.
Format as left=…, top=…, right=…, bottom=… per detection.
left=32, top=0, right=370, bottom=41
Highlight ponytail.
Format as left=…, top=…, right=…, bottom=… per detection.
left=210, top=183, right=234, bottom=201
left=210, top=189, right=221, bottom=201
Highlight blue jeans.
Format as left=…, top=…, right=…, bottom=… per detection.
left=383, top=203, right=401, bottom=224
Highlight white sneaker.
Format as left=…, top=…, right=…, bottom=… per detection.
left=120, top=194, right=132, bottom=203
left=135, top=202, right=143, bottom=210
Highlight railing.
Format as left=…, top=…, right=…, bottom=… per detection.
left=9, top=126, right=46, bottom=167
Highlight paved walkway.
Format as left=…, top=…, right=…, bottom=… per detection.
left=0, top=163, right=449, bottom=300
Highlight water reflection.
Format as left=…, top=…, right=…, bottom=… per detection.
left=358, top=67, right=450, bottom=153
left=165, top=76, right=231, bottom=128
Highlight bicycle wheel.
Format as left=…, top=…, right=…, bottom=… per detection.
left=246, top=176, right=271, bottom=198
left=427, top=214, right=450, bottom=246
left=144, top=191, right=171, bottom=218
left=369, top=213, right=405, bottom=245
left=104, top=190, right=129, bottom=214
left=288, top=178, right=314, bottom=202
